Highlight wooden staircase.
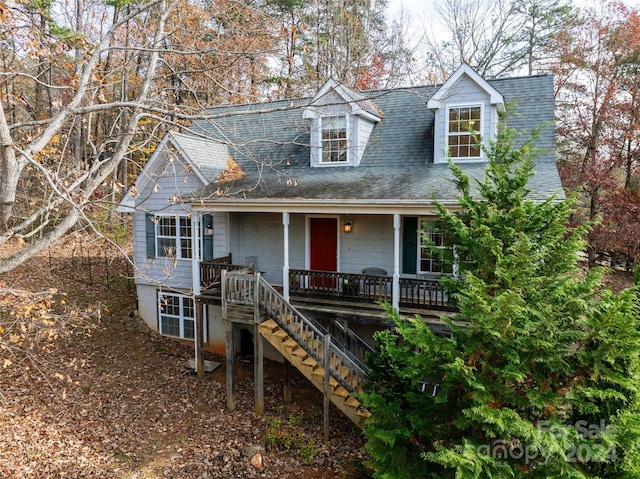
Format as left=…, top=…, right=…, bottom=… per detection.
left=222, top=270, right=372, bottom=427
left=259, top=318, right=369, bottom=426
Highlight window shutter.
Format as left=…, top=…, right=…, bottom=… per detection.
left=202, top=214, right=214, bottom=261
left=402, top=217, right=417, bottom=274
left=145, top=213, right=156, bottom=258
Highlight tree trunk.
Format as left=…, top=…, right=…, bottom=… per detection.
left=0, top=102, right=21, bottom=231
left=587, top=186, right=598, bottom=268
left=73, top=0, right=85, bottom=168
left=34, top=13, right=52, bottom=122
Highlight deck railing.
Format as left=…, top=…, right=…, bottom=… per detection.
left=205, top=257, right=456, bottom=311
left=289, top=269, right=456, bottom=311
left=224, top=271, right=370, bottom=394
left=201, top=254, right=250, bottom=290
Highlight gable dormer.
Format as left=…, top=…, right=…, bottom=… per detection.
left=428, top=63, right=505, bottom=164
left=303, top=78, right=382, bottom=167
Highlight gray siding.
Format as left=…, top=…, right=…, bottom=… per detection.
left=229, top=213, right=285, bottom=281
left=355, top=116, right=375, bottom=166
left=137, top=147, right=205, bottom=210
left=212, top=213, right=229, bottom=258
left=132, top=146, right=206, bottom=289
left=339, top=215, right=395, bottom=274
left=289, top=214, right=307, bottom=271
left=132, top=211, right=194, bottom=289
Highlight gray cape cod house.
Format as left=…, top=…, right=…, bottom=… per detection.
left=118, top=63, right=562, bottom=425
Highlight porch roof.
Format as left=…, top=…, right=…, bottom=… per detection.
left=186, top=161, right=563, bottom=210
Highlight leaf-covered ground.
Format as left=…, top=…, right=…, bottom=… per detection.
left=0, top=233, right=366, bottom=478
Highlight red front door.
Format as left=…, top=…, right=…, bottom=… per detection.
left=310, top=217, right=337, bottom=271
left=310, top=218, right=337, bottom=289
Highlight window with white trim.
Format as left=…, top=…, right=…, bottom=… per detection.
left=447, top=105, right=481, bottom=160
left=321, top=115, right=348, bottom=163
left=158, top=292, right=195, bottom=340
left=419, top=220, right=454, bottom=275
left=156, top=216, right=192, bottom=259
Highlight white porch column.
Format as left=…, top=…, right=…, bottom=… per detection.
left=392, top=214, right=400, bottom=311
left=283, top=212, right=290, bottom=301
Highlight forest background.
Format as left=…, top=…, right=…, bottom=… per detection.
left=1, top=0, right=640, bottom=273
left=2, top=0, right=640, bottom=476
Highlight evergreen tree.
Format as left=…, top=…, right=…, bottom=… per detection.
left=362, top=121, right=640, bottom=478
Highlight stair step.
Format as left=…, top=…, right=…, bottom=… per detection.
left=333, top=386, right=349, bottom=398
left=345, top=396, right=361, bottom=408
left=357, top=408, right=371, bottom=418
left=291, top=346, right=308, bottom=358
left=302, top=357, right=318, bottom=368
left=260, top=319, right=279, bottom=332
left=312, top=364, right=351, bottom=381
left=310, top=368, right=339, bottom=387
left=283, top=339, right=298, bottom=349
left=272, top=328, right=289, bottom=340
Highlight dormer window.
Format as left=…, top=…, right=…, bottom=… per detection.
left=303, top=78, right=381, bottom=168
left=428, top=64, right=504, bottom=164
left=321, top=115, right=348, bottom=163
left=447, top=105, right=481, bottom=160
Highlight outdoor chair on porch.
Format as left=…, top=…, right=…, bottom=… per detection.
left=245, top=256, right=259, bottom=271
left=361, top=267, right=388, bottom=300
left=416, top=273, right=447, bottom=307
left=245, top=255, right=266, bottom=277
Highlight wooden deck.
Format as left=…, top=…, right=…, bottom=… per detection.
left=199, top=257, right=457, bottom=331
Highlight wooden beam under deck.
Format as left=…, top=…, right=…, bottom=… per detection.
left=198, top=287, right=457, bottom=337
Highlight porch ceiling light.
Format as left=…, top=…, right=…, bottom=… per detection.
left=344, top=221, right=352, bottom=233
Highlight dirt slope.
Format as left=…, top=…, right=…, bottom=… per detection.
left=0, top=233, right=366, bottom=478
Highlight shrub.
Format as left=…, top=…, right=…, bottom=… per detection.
left=362, top=123, right=640, bottom=478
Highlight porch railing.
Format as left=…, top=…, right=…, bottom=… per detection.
left=201, top=254, right=251, bottom=290
left=289, top=269, right=456, bottom=311
left=289, top=269, right=392, bottom=303
left=399, top=277, right=454, bottom=310
left=204, top=256, right=456, bottom=311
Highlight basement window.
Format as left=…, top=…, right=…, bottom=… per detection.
left=158, top=292, right=195, bottom=340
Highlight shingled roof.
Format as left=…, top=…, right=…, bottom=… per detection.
left=169, top=131, right=230, bottom=181
left=181, top=74, right=562, bottom=205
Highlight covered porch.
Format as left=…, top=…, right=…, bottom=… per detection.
left=199, top=254, right=457, bottom=316
left=190, top=208, right=460, bottom=319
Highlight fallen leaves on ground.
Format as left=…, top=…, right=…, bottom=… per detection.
left=0, top=232, right=366, bottom=478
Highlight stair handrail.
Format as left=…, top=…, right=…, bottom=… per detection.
left=255, top=276, right=370, bottom=394
left=326, top=318, right=374, bottom=364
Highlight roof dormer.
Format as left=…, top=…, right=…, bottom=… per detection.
left=303, top=78, right=382, bottom=167
left=428, top=63, right=505, bottom=164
